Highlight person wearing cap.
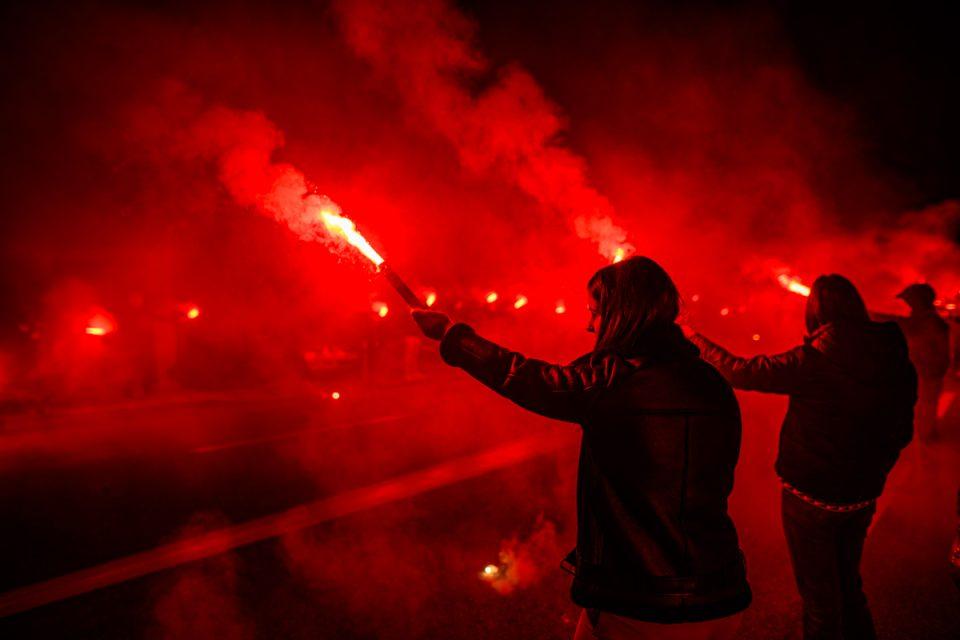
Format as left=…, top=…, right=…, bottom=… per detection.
left=889, top=284, right=950, bottom=442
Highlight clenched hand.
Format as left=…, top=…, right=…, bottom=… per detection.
left=411, top=309, right=452, bottom=341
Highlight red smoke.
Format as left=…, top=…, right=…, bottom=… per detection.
left=335, top=0, right=633, bottom=261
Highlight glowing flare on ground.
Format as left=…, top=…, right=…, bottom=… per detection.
left=85, top=312, right=116, bottom=336
left=331, top=391, right=341, bottom=400
left=554, top=301, right=566, bottom=314
left=719, top=307, right=730, bottom=317
left=612, top=247, right=626, bottom=263
left=690, top=294, right=701, bottom=302
left=485, top=291, right=498, bottom=304
left=372, top=302, right=389, bottom=318
left=424, top=292, right=437, bottom=307
left=481, top=564, right=500, bottom=579
left=513, top=295, right=528, bottom=309
left=752, top=334, right=761, bottom=342
left=185, top=305, right=201, bottom=319
left=777, top=274, right=811, bottom=297
left=319, top=209, right=385, bottom=267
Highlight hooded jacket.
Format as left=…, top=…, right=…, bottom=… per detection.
left=439, top=323, right=751, bottom=623
left=691, top=321, right=917, bottom=504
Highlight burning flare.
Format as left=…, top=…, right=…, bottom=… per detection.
left=777, top=274, right=811, bottom=297
left=319, top=209, right=385, bottom=267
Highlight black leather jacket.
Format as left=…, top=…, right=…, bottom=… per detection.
left=439, top=323, right=751, bottom=622
left=691, top=321, right=916, bottom=504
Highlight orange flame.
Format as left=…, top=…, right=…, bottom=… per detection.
left=85, top=312, right=116, bottom=336
left=485, top=291, right=499, bottom=304
left=319, top=209, right=385, bottom=267
left=425, top=292, right=437, bottom=307
left=372, top=301, right=389, bottom=318
left=612, top=247, right=626, bottom=263
left=777, top=274, right=811, bottom=297
left=554, top=300, right=566, bottom=314
left=513, top=295, right=528, bottom=309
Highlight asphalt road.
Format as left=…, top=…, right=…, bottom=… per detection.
left=1, top=374, right=958, bottom=639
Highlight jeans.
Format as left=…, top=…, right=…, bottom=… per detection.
left=782, top=488, right=877, bottom=640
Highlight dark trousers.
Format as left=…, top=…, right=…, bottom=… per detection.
left=781, top=489, right=877, bottom=640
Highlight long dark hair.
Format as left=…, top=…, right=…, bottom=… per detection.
left=805, top=274, right=870, bottom=333
left=588, top=256, right=681, bottom=355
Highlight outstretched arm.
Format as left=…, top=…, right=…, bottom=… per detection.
left=688, top=332, right=807, bottom=394
left=413, top=311, right=630, bottom=423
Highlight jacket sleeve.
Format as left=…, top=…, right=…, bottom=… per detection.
left=689, top=332, right=808, bottom=394
left=438, top=323, right=629, bottom=423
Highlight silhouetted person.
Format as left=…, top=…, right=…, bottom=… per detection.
left=890, top=284, right=950, bottom=442
left=952, top=489, right=960, bottom=590
left=413, top=257, right=750, bottom=639
left=687, top=274, right=917, bottom=640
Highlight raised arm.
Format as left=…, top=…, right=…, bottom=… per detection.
left=688, top=332, right=808, bottom=394
left=437, top=323, right=632, bottom=423
left=411, top=310, right=629, bottom=422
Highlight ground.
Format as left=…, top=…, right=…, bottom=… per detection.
left=1, top=370, right=958, bottom=639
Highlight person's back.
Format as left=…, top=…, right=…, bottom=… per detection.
left=776, top=320, right=916, bottom=503
left=899, top=309, right=950, bottom=380
left=689, top=274, right=917, bottom=640
left=413, top=255, right=750, bottom=637
left=571, top=344, right=748, bottom=621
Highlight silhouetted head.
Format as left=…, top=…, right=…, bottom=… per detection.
left=805, top=274, right=870, bottom=333
left=896, top=283, right=936, bottom=311
left=587, top=256, right=680, bottom=354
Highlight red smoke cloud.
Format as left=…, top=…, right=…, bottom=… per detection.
left=335, top=0, right=633, bottom=261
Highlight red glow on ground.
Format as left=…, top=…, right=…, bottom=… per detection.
left=752, top=333, right=761, bottom=341
left=612, top=247, right=626, bottom=263
left=485, top=292, right=498, bottom=304
left=719, top=307, right=730, bottom=317
left=85, top=312, right=116, bottom=337
left=372, top=302, right=389, bottom=318
left=554, top=301, right=566, bottom=314
left=513, top=295, right=528, bottom=310
left=424, top=292, right=437, bottom=307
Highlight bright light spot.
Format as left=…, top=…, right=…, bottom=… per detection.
left=752, top=334, right=761, bottom=342
left=85, top=312, right=116, bottom=337
left=777, top=274, right=811, bottom=297
left=331, top=391, right=341, bottom=400
left=946, top=303, right=957, bottom=311
left=425, top=292, right=437, bottom=307
left=372, top=301, right=389, bottom=318
left=319, top=209, right=385, bottom=266
left=555, top=300, right=566, bottom=314
left=513, top=295, right=528, bottom=310
left=612, top=247, right=626, bottom=263
left=485, top=291, right=498, bottom=304
left=482, top=564, right=500, bottom=578
left=719, top=307, right=730, bottom=317
left=186, top=306, right=201, bottom=320
left=690, top=294, right=700, bottom=303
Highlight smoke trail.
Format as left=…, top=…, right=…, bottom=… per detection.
left=128, top=85, right=373, bottom=266
left=150, top=513, right=254, bottom=640
left=334, top=0, right=633, bottom=261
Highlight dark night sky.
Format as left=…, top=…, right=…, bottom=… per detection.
left=462, top=0, right=958, bottom=208
left=0, top=0, right=956, bottom=322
